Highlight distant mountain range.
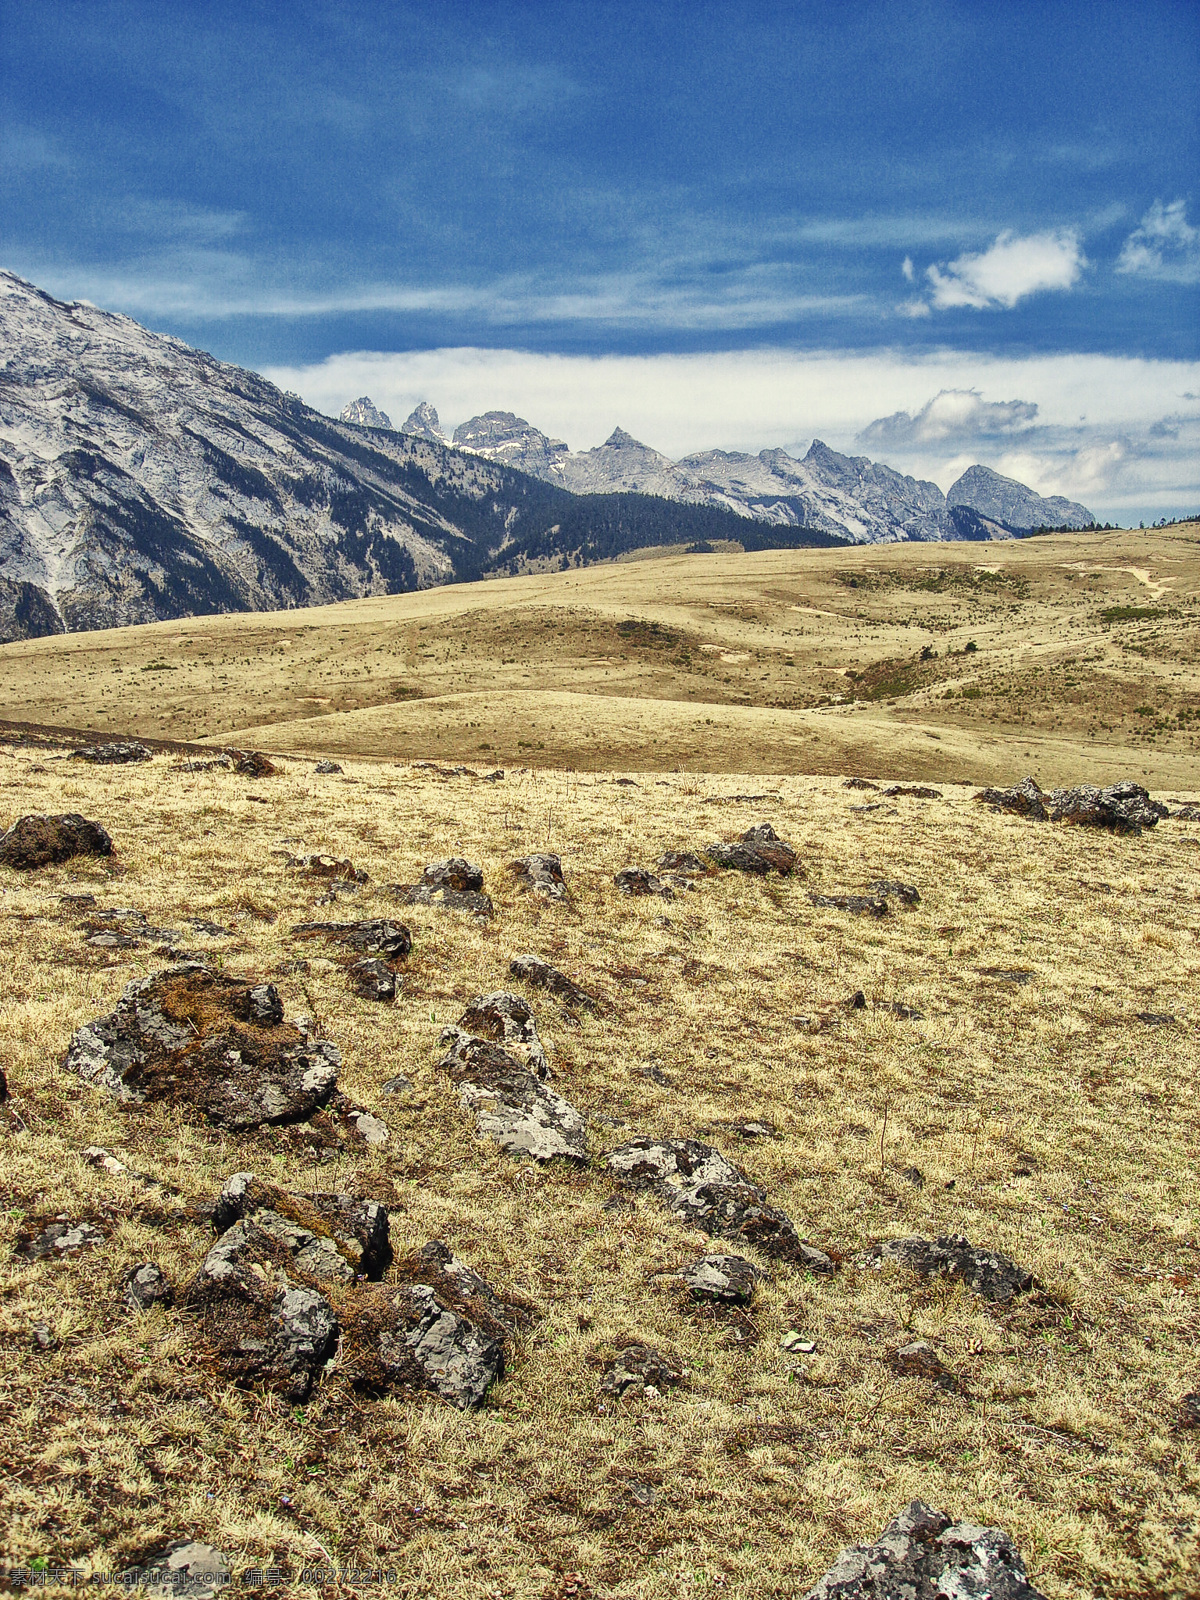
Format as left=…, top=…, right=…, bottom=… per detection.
left=357, top=400, right=1095, bottom=544
left=0, top=267, right=1096, bottom=643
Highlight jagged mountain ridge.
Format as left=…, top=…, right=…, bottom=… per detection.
left=392, top=403, right=1094, bottom=541
left=0, top=271, right=788, bottom=641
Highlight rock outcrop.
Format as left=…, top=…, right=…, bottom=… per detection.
left=64, top=964, right=343, bottom=1129
left=508, top=954, right=598, bottom=1012
left=801, top=1499, right=1047, bottom=1599
left=605, top=1137, right=832, bottom=1269
left=510, top=852, right=568, bottom=899
left=859, top=1235, right=1035, bottom=1303
left=291, top=918, right=412, bottom=958
left=949, top=463, right=1093, bottom=532
left=437, top=993, right=586, bottom=1162
left=975, top=777, right=1165, bottom=833
left=391, top=858, right=493, bottom=918
left=0, top=812, right=113, bottom=869
left=682, top=1253, right=761, bottom=1303
left=71, top=741, right=152, bottom=764
left=340, top=396, right=392, bottom=430
left=707, top=823, right=798, bottom=875
left=600, top=1344, right=683, bottom=1399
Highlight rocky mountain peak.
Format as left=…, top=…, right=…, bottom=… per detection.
left=948, top=464, right=1094, bottom=532
left=451, top=412, right=570, bottom=475
left=603, top=426, right=644, bottom=449
left=401, top=401, right=447, bottom=443
left=340, top=396, right=392, bottom=430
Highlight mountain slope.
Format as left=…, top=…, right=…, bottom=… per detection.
left=948, top=464, right=1095, bottom=531
left=0, top=272, right=787, bottom=641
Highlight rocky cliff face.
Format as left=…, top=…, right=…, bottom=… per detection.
left=401, top=402, right=448, bottom=443
left=948, top=464, right=1094, bottom=531
left=339, top=396, right=392, bottom=430
left=451, top=411, right=570, bottom=477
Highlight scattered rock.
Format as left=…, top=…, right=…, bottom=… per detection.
left=83, top=906, right=179, bottom=947
left=71, top=741, right=152, bottom=764
left=0, top=1066, right=7, bottom=1102
left=657, top=849, right=709, bottom=876
left=1178, top=1391, right=1200, bottom=1429
left=708, top=823, right=798, bottom=876
left=175, top=756, right=233, bottom=773
left=808, top=892, right=889, bottom=917
left=31, top=1321, right=56, bottom=1350
left=438, top=993, right=586, bottom=1162
left=186, top=918, right=232, bottom=937
left=640, top=1063, right=673, bottom=1087
left=511, top=852, right=568, bottom=899
left=286, top=853, right=369, bottom=884
left=974, top=775, right=1048, bottom=819
left=226, top=749, right=278, bottom=777
left=859, top=1234, right=1035, bottom=1303
left=887, top=1340, right=958, bottom=1388
left=843, top=989, right=867, bottom=1010
left=869, top=879, right=920, bottom=905
left=64, top=963, right=343, bottom=1129
left=883, top=785, right=942, bottom=800
left=682, top=1253, right=761, bottom=1303
left=600, top=1343, right=683, bottom=1399
left=901, top=1166, right=925, bottom=1188
left=292, top=917, right=412, bottom=958
left=340, top=1104, right=390, bottom=1144
left=351, top=957, right=397, bottom=1001
left=800, top=1500, right=1047, bottom=1600
left=508, top=954, right=598, bottom=1012
left=976, top=775, right=1166, bottom=833
left=381, top=1072, right=415, bottom=1096
left=342, top=1240, right=523, bottom=1409
left=61, top=891, right=98, bottom=909
left=125, top=1262, right=174, bottom=1310
left=979, top=967, right=1033, bottom=985
left=211, top=1173, right=392, bottom=1275
left=732, top=1120, right=776, bottom=1140
left=15, top=1218, right=105, bottom=1258
left=1173, top=803, right=1200, bottom=821
left=314, top=760, right=343, bottom=774
left=605, top=1137, right=832, bottom=1269
left=842, top=778, right=879, bottom=791
left=124, top=1541, right=232, bottom=1600
left=391, top=859, right=493, bottom=918
left=615, top=867, right=675, bottom=899
left=849, top=802, right=886, bottom=814
left=879, top=1000, right=925, bottom=1020
left=0, top=813, right=114, bottom=870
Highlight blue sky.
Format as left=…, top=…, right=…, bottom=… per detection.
left=3, top=0, right=1198, bottom=520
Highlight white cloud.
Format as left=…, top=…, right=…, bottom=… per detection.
left=1116, top=199, right=1200, bottom=285
left=901, top=256, right=915, bottom=282
left=858, top=389, right=1038, bottom=447
left=923, top=229, right=1085, bottom=310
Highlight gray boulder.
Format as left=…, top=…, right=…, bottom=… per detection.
left=801, top=1498, right=1046, bottom=1599
left=292, top=917, right=411, bottom=957
left=510, top=852, right=567, bottom=899
left=615, top=868, right=674, bottom=899
left=708, top=823, right=798, bottom=876
left=438, top=993, right=586, bottom=1162
left=859, top=1234, right=1035, bottom=1303
left=64, top=963, right=342, bottom=1129
left=974, top=775, right=1048, bottom=819
left=211, top=1173, right=392, bottom=1278
left=351, top=957, right=397, bottom=1001
left=1047, top=780, right=1166, bottom=833
left=391, top=859, right=493, bottom=918
left=15, top=1218, right=104, bottom=1258
left=605, top=1137, right=832, bottom=1269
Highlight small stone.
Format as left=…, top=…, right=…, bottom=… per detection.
left=382, top=1072, right=415, bottom=1096
left=286, top=853, right=369, bottom=884
left=226, top=749, right=278, bottom=777
left=346, top=1109, right=390, bottom=1145
left=1178, top=1391, right=1200, bottom=1428
left=509, top=953, right=597, bottom=1011
left=860, top=1234, right=1035, bottom=1303
left=31, top=1322, right=56, bottom=1349
left=1136, top=1011, right=1174, bottom=1026
left=682, top=1252, right=761, bottom=1303
left=615, top=868, right=674, bottom=899
left=15, top=1218, right=105, bottom=1258
left=708, top=823, right=798, bottom=876
left=883, top=785, right=942, bottom=800
left=124, top=1541, right=231, bottom=1599
left=842, top=777, right=878, bottom=791
left=901, top=1166, right=925, bottom=1188
left=351, top=957, right=397, bottom=1001
left=809, top=892, right=889, bottom=917
left=83, top=1145, right=128, bottom=1176
left=292, top=918, right=412, bottom=958
left=888, top=1340, right=957, bottom=1387
left=780, top=1331, right=816, bottom=1354
left=125, top=1261, right=174, bottom=1310
left=600, top=1343, right=683, bottom=1398
left=314, top=760, right=343, bottom=774
left=870, top=879, right=920, bottom=905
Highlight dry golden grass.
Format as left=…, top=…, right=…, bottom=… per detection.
left=0, top=524, right=1197, bottom=786
left=1, top=748, right=1198, bottom=1597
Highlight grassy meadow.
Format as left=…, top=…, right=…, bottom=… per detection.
left=0, top=748, right=1197, bottom=1598
left=0, top=523, right=1198, bottom=1597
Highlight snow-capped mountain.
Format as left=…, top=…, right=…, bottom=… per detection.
left=339, top=396, right=393, bottom=429
left=415, top=408, right=1094, bottom=542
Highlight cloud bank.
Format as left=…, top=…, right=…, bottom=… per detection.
left=262, top=344, right=1200, bottom=524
